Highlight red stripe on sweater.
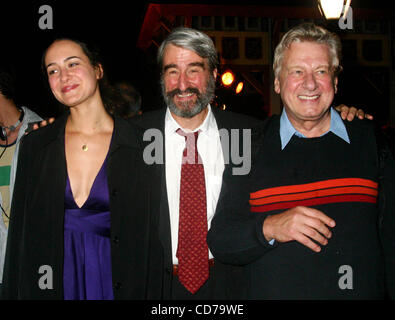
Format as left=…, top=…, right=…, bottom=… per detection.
left=250, top=178, right=378, bottom=199
left=250, top=186, right=378, bottom=206
left=250, top=194, right=377, bottom=213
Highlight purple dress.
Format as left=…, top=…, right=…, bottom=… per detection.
left=63, top=155, right=114, bottom=300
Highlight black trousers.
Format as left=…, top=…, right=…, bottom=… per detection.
left=170, top=261, right=247, bottom=300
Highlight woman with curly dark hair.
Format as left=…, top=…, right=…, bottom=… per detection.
left=2, top=38, right=161, bottom=300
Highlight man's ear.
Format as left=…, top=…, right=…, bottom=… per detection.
left=334, top=77, right=338, bottom=94
left=274, top=77, right=281, bottom=94
left=212, top=68, right=218, bottom=80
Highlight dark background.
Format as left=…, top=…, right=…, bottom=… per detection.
left=1, top=0, right=154, bottom=118
left=1, top=0, right=393, bottom=125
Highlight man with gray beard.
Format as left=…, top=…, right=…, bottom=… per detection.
left=161, top=68, right=216, bottom=119
left=134, top=27, right=365, bottom=300
left=135, top=27, right=262, bottom=299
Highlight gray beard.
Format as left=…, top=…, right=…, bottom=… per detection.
left=161, top=76, right=216, bottom=119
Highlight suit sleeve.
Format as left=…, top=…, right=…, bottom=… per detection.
left=207, top=123, right=277, bottom=266
left=377, top=133, right=395, bottom=299
left=1, top=136, right=31, bottom=299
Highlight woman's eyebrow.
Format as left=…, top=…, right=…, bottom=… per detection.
left=46, top=56, right=82, bottom=69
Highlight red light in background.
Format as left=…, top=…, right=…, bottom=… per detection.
left=235, top=82, right=244, bottom=94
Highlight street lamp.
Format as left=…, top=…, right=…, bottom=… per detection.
left=221, top=71, right=235, bottom=86
left=318, top=0, right=351, bottom=19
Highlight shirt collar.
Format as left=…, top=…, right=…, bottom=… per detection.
left=280, top=107, right=350, bottom=150
left=165, top=104, right=216, bottom=136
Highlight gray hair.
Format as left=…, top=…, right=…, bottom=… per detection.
left=273, top=23, right=342, bottom=78
left=157, top=27, right=218, bottom=73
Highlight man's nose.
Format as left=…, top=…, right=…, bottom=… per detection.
left=177, top=72, right=190, bottom=91
left=303, top=72, right=318, bottom=90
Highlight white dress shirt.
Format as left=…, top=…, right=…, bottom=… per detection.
left=165, top=105, right=225, bottom=264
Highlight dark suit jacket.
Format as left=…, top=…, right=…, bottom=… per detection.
left=2, top=112, right=162, bottom=299
left=133, top=107, right=262, bottom=299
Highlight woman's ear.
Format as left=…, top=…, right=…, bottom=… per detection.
left=96, top=64, right=104, bottom=80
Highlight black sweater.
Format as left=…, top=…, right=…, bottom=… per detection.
left=208, top=116, right=395, bottom=299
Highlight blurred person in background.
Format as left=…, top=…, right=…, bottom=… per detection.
left=0, top=60, right=42, bottom=293
left=115, top=81, right=142, bottom=119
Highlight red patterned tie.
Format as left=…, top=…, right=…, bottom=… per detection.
left=176, top=129, right=209, bottom=294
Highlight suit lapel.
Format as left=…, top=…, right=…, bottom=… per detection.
left=210, top=108, right=231, bottom=197
left=138, top=109, right=173, bottom=266
left=32, top=113, right=68, bottom=283
left=156, top=116, right=173, bottom=266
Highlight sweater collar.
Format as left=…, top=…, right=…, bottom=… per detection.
left=280, top=107, right=350, bottom=150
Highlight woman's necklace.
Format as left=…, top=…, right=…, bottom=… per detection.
left=79, top=134, right=89, bottom=152
left=74, top=132, right=89, bottom=152
left=68, top=116, right=108, bottom=152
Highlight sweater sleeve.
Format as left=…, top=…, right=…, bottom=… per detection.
left=207, top=166, right=277, bottom=266
left=377, top=131, right=395, bottom=299
left=207, top=123, right=277, bottom=266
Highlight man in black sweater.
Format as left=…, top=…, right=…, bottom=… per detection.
left=208, top=23, right=395, bottom=299
left=135, top=27, right=369, bottom=300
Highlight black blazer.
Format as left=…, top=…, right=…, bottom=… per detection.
left=2, top=112, right=162, bottom=299
left=134, top=107, right=262, bottom=299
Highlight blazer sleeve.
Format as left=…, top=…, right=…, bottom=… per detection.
left=1, top=135, right=31, bottom=299
left=207, top=122, right=277, bottom=266
left=376, top=130, right=395, bottom=299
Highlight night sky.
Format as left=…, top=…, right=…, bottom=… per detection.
left=2, top=1, right=152, bottom=117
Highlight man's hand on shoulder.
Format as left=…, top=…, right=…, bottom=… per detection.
left=335, top=104, right=373, bottom=121
left=25, top=117, right=55, bottom=135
